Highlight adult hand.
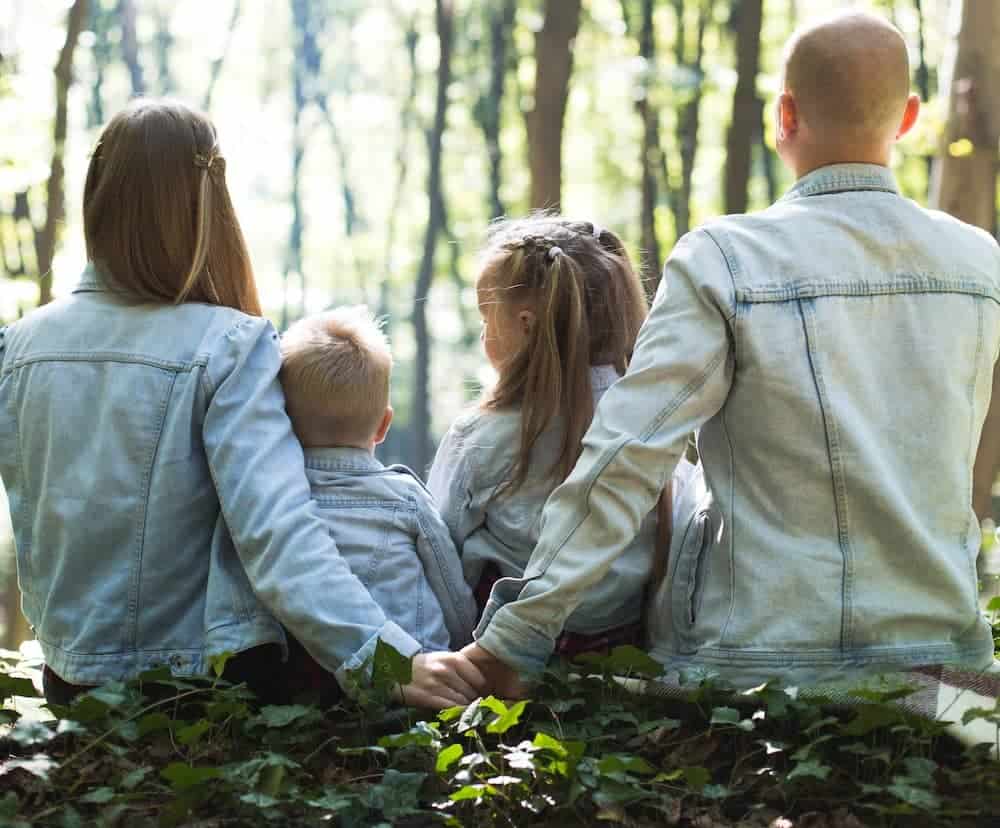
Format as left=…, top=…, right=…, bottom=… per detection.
left=460, top=642, right=528, bottom=699
left=392, top=651, right=489, bottom=709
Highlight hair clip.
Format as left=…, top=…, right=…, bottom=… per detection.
left=547, top=245, right=563, bottom=261
left=194, top=150, right=219, bottom=171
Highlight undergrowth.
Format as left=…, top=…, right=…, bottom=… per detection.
left=0, top=622, right=996, bottom=828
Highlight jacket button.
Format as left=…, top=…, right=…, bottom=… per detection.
left=169, top=655, right=184, bottom=669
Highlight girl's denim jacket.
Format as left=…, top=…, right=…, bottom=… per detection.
left=0, top=267, right=422, bottom=689
left=476, top=164, right=1000, bottom=685
left=428, top=366, right=660, bottom=635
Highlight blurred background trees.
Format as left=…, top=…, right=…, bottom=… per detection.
left=1, top=0, right=997, bottom=646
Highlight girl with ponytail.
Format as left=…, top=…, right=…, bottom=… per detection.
left=429, top=215, right=695, bottom=655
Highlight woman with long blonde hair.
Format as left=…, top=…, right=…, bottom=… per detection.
left=0, top=99, right=485, bottom=708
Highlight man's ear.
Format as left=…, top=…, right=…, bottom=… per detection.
left=373, top=406, right=393, bottom=446
left=895, top=93, right=920, bottom=141
left=777, top=91, right=798, bottom=142
left=518, top=310, right=536, bottom=336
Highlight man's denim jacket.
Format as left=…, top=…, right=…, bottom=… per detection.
left=477, top=164, right=1000, bottom=685
left=303, top=447, right=477, bottom=651
left=428, top=366, right=659, bottom=635
left=0, top=267, right=422, bottom=689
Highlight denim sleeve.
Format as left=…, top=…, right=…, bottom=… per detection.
left=475, top=230, right=736, bottom=674
left=427, top=421, right=485, bottom=549
left=413, top=488, right=478, bottom=648
left=202, top=318, right=421, bottom=692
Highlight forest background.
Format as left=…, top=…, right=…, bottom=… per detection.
left=0, top=0, right=998, bottom=649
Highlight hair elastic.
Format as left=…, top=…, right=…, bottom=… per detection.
left=591, top=223, right=603, bottom=239
left=547, top=245, right=564, bottom=261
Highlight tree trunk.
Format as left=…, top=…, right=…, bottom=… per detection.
left=118, top=0, right=145, bottom=97
left=525, top=0, right=582, bottom=210
left=411, top=0, right=454, bottom=476
left=723, top=0, right=763, bottom=216
left=479, top=0, right=516, bottom=220
left=380, top=18, right=419, bottom=330
left=283, top=0, right=311, bottom=329
left=625, top=0, right=663, bottom=286
left=203, top=0, right=243, bottom=111
left=35, top=0, right=87, bottom=307
left=930, top=0, right=1000, bottom=520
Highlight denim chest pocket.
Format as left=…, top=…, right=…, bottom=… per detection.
left=671, top=508, right=714, bottom=653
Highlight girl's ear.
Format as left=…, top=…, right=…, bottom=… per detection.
left=518, top=310, right=536, bottom=336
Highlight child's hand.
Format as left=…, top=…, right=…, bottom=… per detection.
left=460, top=642, right=528, bottom=699
left=393, top=651, right=489, bottom=709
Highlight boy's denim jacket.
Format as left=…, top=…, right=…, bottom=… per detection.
left=303, top=447, right=477, bottom=651
left=476, top=164, right=1000, bottom=685
left=428, top=366, right=658, bottom=635
left=0, top=267, right=422, bottom=688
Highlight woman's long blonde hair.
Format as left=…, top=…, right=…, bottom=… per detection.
left=479, top=215, right=648, bottom=496
left=83, top=98, right=261, bottom=315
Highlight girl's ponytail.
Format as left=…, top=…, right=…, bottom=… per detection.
left=480, top=215, right=647, bottom=498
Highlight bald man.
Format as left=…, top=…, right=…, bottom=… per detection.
left=464, top=11, right=1000, bottom=695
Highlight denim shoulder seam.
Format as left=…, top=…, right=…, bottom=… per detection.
left=698, top=227, right=739, bottom=322
left=204, top=317, right=268, bottom=397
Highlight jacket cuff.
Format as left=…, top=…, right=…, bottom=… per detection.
left=474, top=604, right=554, bottom=677
left=334, top=621, right=422, bottom=698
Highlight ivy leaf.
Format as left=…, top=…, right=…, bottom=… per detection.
left=987, top=596, right=1000, bottom=612
left=7, top=719, right=55, bottom=746
left=208, top=651, right=235, bottom=679
left=682, top=766, right=711, bottom=789
left=364, top=769, right=426, bottom=819
left=372, top=640, right=412, bottom=694
left=901, top=757, right=938, bottom=785
left=0, top=674, right=38, bottom=700
left=136, top=712, right=173, bottom=737
left=574, top=646, right=663, bottom=678
left=177, top=719, right=212, bottom=746
left=79, top=787, right=115, bottom=805
left=710, top=706, right=753, bottom=731
left=253, top=704, right=318, bottom=729
left=436, top=743, right=464, bottom=773
left=887, top=780, right=940, bottom=810
left=379, top=721, right=441, bottom=749
left=120, top=766, right=152, bottom=790
left=450, top=784, right=497, bottom=802
left=487, top=700, right=527, bottom=734
left=160, top=762, right=222, bottom=791
left=787, top=759, right=831, bottom=781
left=842, top=705, right=901, bottom=736
left=597, top=754, right=657, bottom=776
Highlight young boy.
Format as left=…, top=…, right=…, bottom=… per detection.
left=279, top=307, right=477, bottom=657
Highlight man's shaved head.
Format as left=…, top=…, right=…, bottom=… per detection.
left=784, top=11, right=910, bottom=142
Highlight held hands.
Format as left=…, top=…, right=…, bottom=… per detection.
left=460, top=642, right=528, bottom=700
left=390, top=645, right=529, bottom=710
left=392, top=651, right=490, bottom=709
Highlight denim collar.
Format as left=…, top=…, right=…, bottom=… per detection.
left=303, top=446, right=383, bottom=473
left=73, top=263, right=110, bottom=294
left=780, top=163, right=900, bottom=202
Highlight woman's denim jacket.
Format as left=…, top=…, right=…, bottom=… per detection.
left=303, top=447, right=477, bottom=651
left=428, top=366, right=659, bottom=635
left=476, top=164, right=1000, bottom=685
left=0, top=267, right=422, bottom=688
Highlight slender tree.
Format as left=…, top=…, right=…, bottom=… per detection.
left=35, top=0, right=88, bottom=307
left=203, top=0, right=243, bottom=111
left=411, top=0, right=455, bottom=475
left=477, top=0, right=517, bottom=221
left=930, top=0, right=1000, bottom=520
left=621, top=0, right=664, bottom=285
left=525, top=0, right=582, bottom=210
left=118, top=0, right=145, bottom=97
left=668, top=0, right=712, bottom=241
left=723, top=0, right=763, bottom=215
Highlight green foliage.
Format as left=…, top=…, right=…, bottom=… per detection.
left=0, top=633, right=996, bottom=826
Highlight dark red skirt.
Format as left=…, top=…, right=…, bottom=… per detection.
left=475, top=563, right=643, bottom=659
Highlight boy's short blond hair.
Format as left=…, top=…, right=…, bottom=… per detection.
left=279, top=306, right=392, bottom=448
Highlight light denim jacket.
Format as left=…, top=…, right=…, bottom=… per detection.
left=0, top=266, right=422, bottom=688
left=428, top=366, right=660, bottom=635
left=477, top=164, right=1000, bottom=684
left=303, top=447, right=477, bottom=651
